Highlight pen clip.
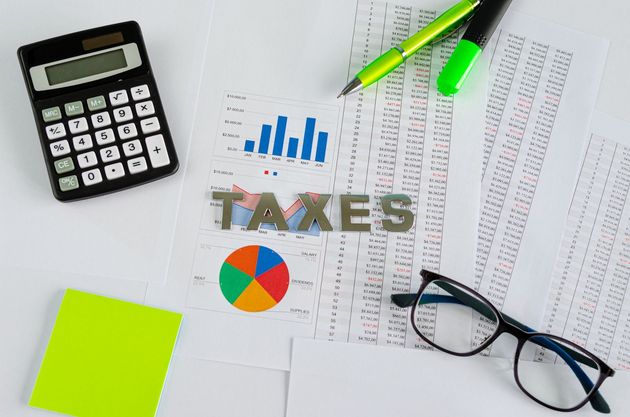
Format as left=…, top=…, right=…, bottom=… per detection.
left=430, top=14, right=474, bottom=45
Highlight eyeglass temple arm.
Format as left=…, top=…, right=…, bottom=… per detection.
left=391, top=291, right=610, bottom=413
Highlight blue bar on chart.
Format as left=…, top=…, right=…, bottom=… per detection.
left=301, top=118, right=316, bottom=161
left=315, top=132, right=328, bottom=163
left=272, top=116, right=287, bottom=156
left=243, top=115, right=328, bottom=164
left=258, top=124, right=272, bottom=154
left=287, top=138, right=299, bottom=158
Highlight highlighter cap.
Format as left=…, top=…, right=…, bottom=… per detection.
left=437, top=39, right=481, bottom=96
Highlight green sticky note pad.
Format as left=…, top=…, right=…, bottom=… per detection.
left=29, top=289, right=183, bottom=417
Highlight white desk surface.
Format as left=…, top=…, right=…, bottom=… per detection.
left=0, top=0, right=628, bottom=416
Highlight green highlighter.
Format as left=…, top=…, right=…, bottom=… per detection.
left=338, top=0, right=481, bottom=98
left=438, top=0, right=514, bottom=95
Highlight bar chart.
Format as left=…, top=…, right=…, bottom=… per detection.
left=216, top=92, right=339, bottom=169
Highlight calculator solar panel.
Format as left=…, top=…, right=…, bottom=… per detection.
left=18, top=21, right=178, bottom=201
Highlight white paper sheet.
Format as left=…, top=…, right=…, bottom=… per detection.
left=147, top=0, right=487, bottom=370
left=159, top=357, right=287, bottom=417
left=0, top=0, right=215, bottom=284
left=471, top=10, right=608, bottom=354
left=287, top=338, right=630, bottom=417
left=538, top=112, right=630, bottom=371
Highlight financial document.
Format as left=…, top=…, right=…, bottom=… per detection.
left=538, top=113, right=630, bottom=371
left=147, top=0, right=487, bottom=370
left=471, top=11, right=608, bottom=344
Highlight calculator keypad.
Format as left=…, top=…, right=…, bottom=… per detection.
left=73, top=134, right=93, bottom=151
left=87, top=96, right=106, bottom=112
left=109, top=90, right=129, bottom=106
left=95, top=128, right=115, bottom=145
left=68, top=117, right=89, bottom=134
left=114, top=106, right=133, bottom=123
left=100, top=145, right=121, bottom=163
left=78, top=151, right=98, bottom=168
left=38, top=80, right=175, bottom=199
left=140, top=117, right=160, bottom=134
left=42, top=107, right=62, bottom=122
left=131, top=84, right=150, bottom=101
left=65, top=101, right=84, bottom=116
left=82, top=168, right=103, bottom=186
left=50, top=140, right=70, bottom=157
left=46, top=123, right=66, bottom=140
left=105, top=162, right=125, bottom=180
left=146, top=134, right=170, bottom=168
left=91, top=112, right=111, bottom=128
left=123, top=140, right=143, bottom=157
left=117, top=123, right=138, bottom=140
left=135, top=101, right=155, bottom=117
left=59, top=175, right=79, bottom=192
left=128, top=156, right=149, bottom=174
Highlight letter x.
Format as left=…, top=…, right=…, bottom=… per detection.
left=297, top=194, right=333, bottom=232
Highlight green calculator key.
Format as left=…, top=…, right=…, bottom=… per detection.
left=64, top=101, right=84, bottom=116
left=54, top=157, right=75, bottom=174
left=58, top=175, right=79, bottom=192
left=42, top=107, right=61, bottom=122
left=87, top=96, right=106, bottom=111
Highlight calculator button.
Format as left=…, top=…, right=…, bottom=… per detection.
left=42, top=107, right=62, bottom=122
left=82, top=168, right=103, bottom=186
left=64, top=101, right=84, bottom=117
left=53, top=157, right=75, bottom=174
left=73, top=134, right=93, bottom=151
left=105, top=162, right=125, bottom=180
left=59, top=175, right=79, bottom=192
left=68, top=117, right=89, bottom=134
left=95, top=128, right=115, bottom=145
left=91, top=111, right=111, bottom=128
left=146, top=134, right=170, bottom=168
left=117, top=123, right=138, bottom=140
left=50, top=140, right=70, bottom=157
left=87, top=95, right=107, bottom=111
left=100, top=145, right=121, bottom=163
left=77, top=151, right=98, bottom=169
left=113, top=106, right=133, bottom=123
left=131, top=84, right=151, bottom=101
left=46, top=123, right=66, bottom=140
left=122, top=139, right=143, bottom=157
left=135, top=101, right=155, bottom=118
left=109, top=90, right=129, bottom=106
left=127, top=157, right=148, bottom=174
left=140, top=117, right=160, bottom=134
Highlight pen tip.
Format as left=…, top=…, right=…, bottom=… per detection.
left=337, top=78, right=362, bottom=99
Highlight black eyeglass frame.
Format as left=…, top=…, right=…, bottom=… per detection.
left=392, top=270, right=616, bottom=413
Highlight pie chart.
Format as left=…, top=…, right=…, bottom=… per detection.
left=219, top=245, right=290, bottom=312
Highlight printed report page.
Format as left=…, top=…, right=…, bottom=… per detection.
left=146, top=0, right=487, bottom=370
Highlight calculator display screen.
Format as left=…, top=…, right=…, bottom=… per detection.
left=45, top=49, right=127, bottom=86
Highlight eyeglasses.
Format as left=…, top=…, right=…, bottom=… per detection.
left=391, top=270, right=615, bottom=413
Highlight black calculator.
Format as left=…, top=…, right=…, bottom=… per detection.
left=18, top=21, right=178, bottom=201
